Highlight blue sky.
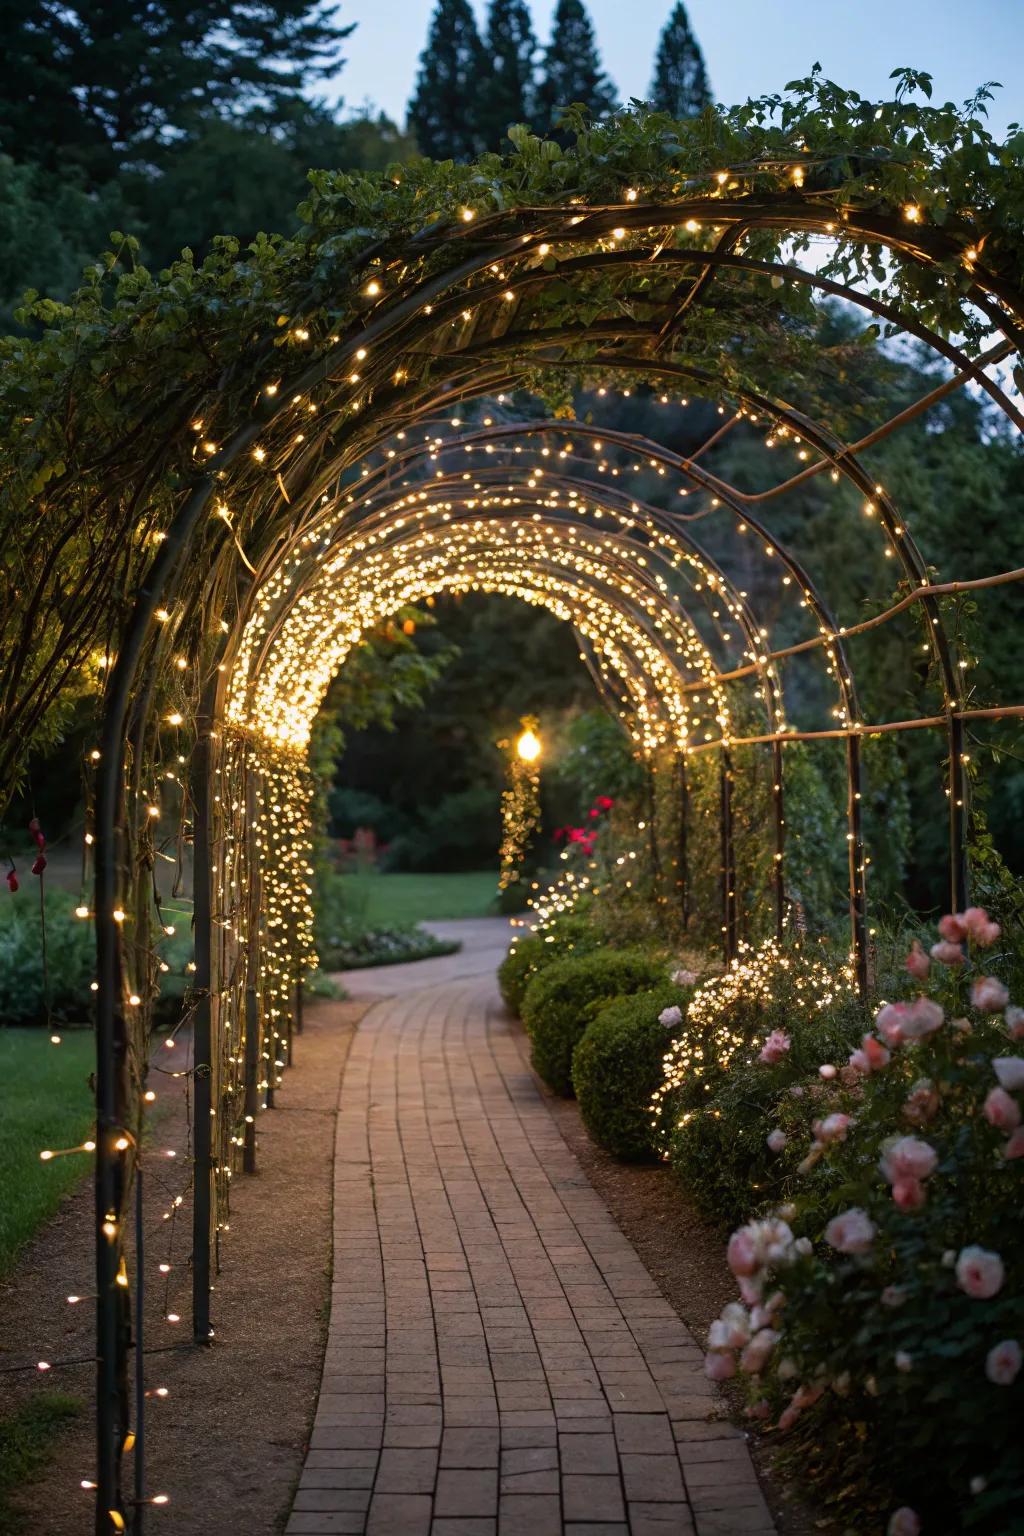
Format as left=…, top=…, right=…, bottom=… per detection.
left=329, top=0, right=1023, bottom=135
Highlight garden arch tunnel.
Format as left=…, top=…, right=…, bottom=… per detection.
left=4, top=94, right=1022, bottom=1531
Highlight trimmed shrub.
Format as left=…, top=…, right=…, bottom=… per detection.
left=522, top=949, right=665, bottom=1096
left=572, top=985, right=687, bottom=1160
left=497, top=913, right=602, bottom=1016
left=0, top=889, right=96, bottom=1023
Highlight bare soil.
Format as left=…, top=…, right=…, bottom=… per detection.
left=0, top=997, right=366, bottom=1536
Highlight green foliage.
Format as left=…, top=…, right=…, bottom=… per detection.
left=572, top=983, right=688, bottom=1160
left=314, top=869, right=459, bottom=969
left=536, top=0, right=617, bottom=139
left=497, top=910, right=601, bottom=1014
left=386, top=786, right=502, bottom=872
left=552, top=708, right=646, bottom=807
left=408, top=0, right=489, bottom=161
left=521, top=947, right=665, bottom=1095
left=649, top=2, right=711, bottom=120
left=0, top=889, right=95, bottom=1024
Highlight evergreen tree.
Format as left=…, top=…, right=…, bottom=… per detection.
left=536, top=0, right=617, bottom=138
left=650, top=1, right=711, bottom=119
left=0, top=1, right=353, bottom=186
left=479, top=0, right=538, bottom=146
left=407, top=0, right=487, bottom=161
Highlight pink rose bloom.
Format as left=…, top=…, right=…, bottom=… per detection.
left=1006, top=1006, right=1024, bottom=1039
left=750, top=1291, right=784, bottom=1330
left=849, top=1033, right=890, bottom=1075
left=985, top=1339, right=1022, bottom=1386
left=892, top=1177, right=926, bottom=1210
left=738, top=1274, right=763, bottom=1306
left=1004, top=1128, right=1024, bottom=1161
left=905, top=940, right=930, bottom=980
left=727, top=1227, right=758, bottom=1277
left=766, top=1129, right=787, bottom=1153
left=938, top=912, right=967, bottom=942
left=887, top=1509, right=921, bottom=1536
left=758, top=1029, right=791, bottom=1065
left=956, top=1245, right=1005, bottom=1299
left=902, top=997, right=945, bottom=1040
left=930, top=939, right=964, bottom=966
left=880, top=1136, right=938, bottom=1184
left=973, top=976, right=1010, bottom=1013
left=740, top=1327, right=780, bottom=1374
left=994, top=1056, right=1024, bottom=1092
left=818, top=1063, right=837, bottom=1080
left=776, top=1403, right=800, bottom=1432
left=708, top=1304, right=749, bottom=1351
left=962, top=906, right=1001, bottom=947
left=984, top=1086, right=1022, bottom=1132
left=824, top=1207, right=876, bottom=1254
left=814, top=1112, right=852, bottom=1144
left=704, top=1350, right=736, bottom=1381
left=876, top=1001, right=910, bottom=1045
left=659, top=1005, right=682, bottom=1028
left=791, top=1382, right=824, bottom=1411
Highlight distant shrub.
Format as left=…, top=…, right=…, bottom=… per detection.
left=522, top=949, right=665, bottom=1096
left=572, top=985, right=689, bottom=1160
left=0, top=889, right=95, bottom=1024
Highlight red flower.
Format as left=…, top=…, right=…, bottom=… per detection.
left=595, top=796, right=614, bottom=811
left=6, top=868, right=18, bottom=893
left=31, top=853, right=47, bottom=876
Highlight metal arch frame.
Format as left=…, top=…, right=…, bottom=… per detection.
left=85, top=174, right=1024, bottom=1532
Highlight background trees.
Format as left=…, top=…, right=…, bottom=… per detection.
left=649, top=1, right=712, bottom=118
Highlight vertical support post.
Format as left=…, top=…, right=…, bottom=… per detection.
left=295, top=971, right=305, bottom=1036
left=719, top=749, right=737, bottom=965
left=676, top=752, right=690, bottom=930
left=772, top=740, right=786, bottom=941
left=243, top=766, right=261, bottom=1175
left=133, top=1164, right=144, bottom=1536
left=948, top=714, right=969, bottom=913
left=846, top=733, right=869, bottom=999
left=190, top=703, right=213, bottom=1345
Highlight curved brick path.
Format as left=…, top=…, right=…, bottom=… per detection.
left=287, top=958, right=775, bottom=1536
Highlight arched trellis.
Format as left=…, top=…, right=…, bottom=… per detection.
left=3, top=91, right=1023, bottom=1532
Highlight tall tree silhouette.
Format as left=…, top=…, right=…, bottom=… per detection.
left=536, top=0, right=617, bottom=139
left=650, top=1, right=711, bottom=118
left=407, top=0, right=487, bottom=160
left=479, top=0, right=538, bottom=146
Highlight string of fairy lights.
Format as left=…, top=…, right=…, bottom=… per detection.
left=16, top=147, right=1024, bottom=1536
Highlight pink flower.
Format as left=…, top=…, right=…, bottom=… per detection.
left=766, top=1129, right=787, bottom=1153
left=905, top=940, right=930, bottom=979
left=984, top=1087, right=1022, bottom=1132
left=892, top=1177, right=926, bottom=1210
left=740, top=1327, right=780, bottom=1374
left=938, top=913, right=967, bottom=942
left=994, top=1056, right=1024, bottom=1092
left=963, top=906, right=1001, bottom=947
left=887, top=1509, right=921, bottom=1536
left=659, top=1005, right=682, bottom=1028
left=880, top=1136, right=937, bottom=1184
left=973, top=976, right=1010, bottom=1014
left=985, top=1339, right=1022, bottom=1386
left=776, top=1404, right=800, bottom=1432
left=813, top=1113, right=852, bottom=1144
left=704, top=1350, right=736, bottom=1381
left=956, top=1245, right=1005, bottom=1299
left=1006, top=1006, right=1024, bottom=1039
left=818, top=1063, right=837, bottom=1080
left=727, top=1227, right=758, bottom=1277
left=1004, top=1128, right=1024, bottom=1161
left=672, top=968, right=697, bottom=987
left=750, top=1291, right=784, bottom=1330
left=876, top=997, right=943, bottom=1046
left=825, top=1208, right=876, bottom=1254
left=758, top=1029, right=791, bottom=1065
left=708, top=1304, right=749, bottom=1351
left=930, top=939, right=964, bottom=966
left=849, top=1033, right=890, bottom=1075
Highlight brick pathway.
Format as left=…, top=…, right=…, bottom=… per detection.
left=287, top=973, right=775, bottom=1535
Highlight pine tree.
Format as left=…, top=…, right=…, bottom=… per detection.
left=649, top=1, right=711, bottom=119
left=536, top=0, right=617, bottom=139
left=407, top=0, right=488, bottom=161
left=479, top=0, right=538, bottom=146
left=0, top=0, right=353, bottom=186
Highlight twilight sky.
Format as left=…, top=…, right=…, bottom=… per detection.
left=327, top=0, right=1023, bottom=136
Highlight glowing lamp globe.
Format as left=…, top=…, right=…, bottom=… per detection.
left=516, top=729, right=541, bottom=764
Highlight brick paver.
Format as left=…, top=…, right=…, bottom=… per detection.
left=287, top=970, right=775, bottom=1536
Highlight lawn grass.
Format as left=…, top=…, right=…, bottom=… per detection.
left=357, top=870, right=498, bottom=927
left=0, top=1029, right=95, bottom=1279
left=0, top=1393, right=82, bottom=1533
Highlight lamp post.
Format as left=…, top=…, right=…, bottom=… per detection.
left=498, top=717, right=542, bottom=905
